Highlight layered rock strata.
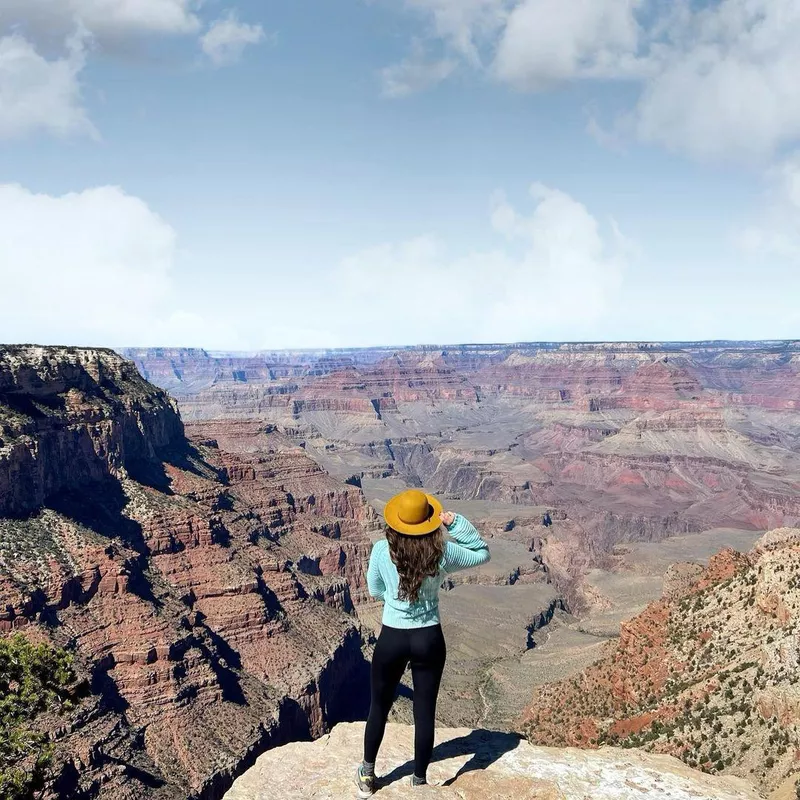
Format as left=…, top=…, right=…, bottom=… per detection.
left=520, top=528, right=800, bottom=793
left=123, top=342, right=800, bottom=590
left=0, top=346, right=379, bottom=800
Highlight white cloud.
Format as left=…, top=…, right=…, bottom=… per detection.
left=201, top=11, right=266, bottom=67
left=493, top=0, right=643, bottom=89
left=4, top=177, right=795, bottom=349
left=0, top=184, right=235, bottom=347
left=391, top=0, right=800, bottom=163
left=402, top=0, right=510, bottom=66
left=0, top=183, right=331, bottom=350
left=377, top=0, right=507, bottom=90
left=336, top=183, right=626, bottom=343
left=389, top=0, right=643, bottom=91
left=380, top=40, right=456, bottom=97
left=0, top=0, right=203, bottom=141
left=0, top=0, right=201, bottom=48
left=630, top=0, right=800, bottom=163
left=0, top=2, right=268, bottom=139
left=0, top=33, right=95, bottom=140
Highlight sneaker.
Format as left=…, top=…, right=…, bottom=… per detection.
left=355, top=765, right=376, bottom=798
left=410, top=775, right=439, bottom=788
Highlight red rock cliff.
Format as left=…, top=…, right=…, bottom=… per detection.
left=0, top=346, right=378, bottom=800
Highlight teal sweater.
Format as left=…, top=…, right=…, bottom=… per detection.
left=366, top=514, right=491, bottom=629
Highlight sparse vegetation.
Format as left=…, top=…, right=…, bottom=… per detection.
left=522, top=536, right=800, bottom=791
left=0, top=634, right=77, bottom=800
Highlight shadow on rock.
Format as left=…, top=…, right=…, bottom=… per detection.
left=380, top=729, right=522, bottom=787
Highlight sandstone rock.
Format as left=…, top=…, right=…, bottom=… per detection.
left=0, top=345, right=184, bottom=517
left=223, top=722, right=760, bottom=800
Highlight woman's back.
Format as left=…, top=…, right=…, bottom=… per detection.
left=366, top=513, right=490, bottom=628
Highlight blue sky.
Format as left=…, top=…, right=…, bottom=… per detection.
left=1, top=0, right=799, bottom=349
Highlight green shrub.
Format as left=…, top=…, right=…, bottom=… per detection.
left=0, top=634, right=76, bottom=800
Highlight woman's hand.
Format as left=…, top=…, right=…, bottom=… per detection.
left=439, top=511, right=456, bottom=527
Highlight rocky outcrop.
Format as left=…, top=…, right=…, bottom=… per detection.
left=223, top=722, right=761, bottom=800
left=520, top=528, right=800, bottom=793
left=0, top=347, right=380, bottom=800
left=0, top=345, right=185, bottom=517
left=183, top=420, right=379, bottom=607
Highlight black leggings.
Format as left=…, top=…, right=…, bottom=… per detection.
left=363, top=624, right=447, bottom=779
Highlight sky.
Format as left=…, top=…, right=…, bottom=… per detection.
left=1, top=0, right=799, bottom=350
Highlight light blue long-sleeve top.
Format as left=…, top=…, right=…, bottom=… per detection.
left=366, top=513, right=491, bottom=629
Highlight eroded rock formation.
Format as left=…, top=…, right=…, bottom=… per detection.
left=520, top=528, right=800, bottom=793
left=0, top=346, right=380, bottom=800
left=123, top=342, right=800, bottom=593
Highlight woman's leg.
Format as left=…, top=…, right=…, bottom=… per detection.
left=363, top=626, right=409, bottom=765
left=409, top=624, right=447, bottom=781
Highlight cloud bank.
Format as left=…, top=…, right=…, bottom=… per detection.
left=0, top=180, right=628, bottom=348
left=0, top=184, right=224, bottom=347
left=2, top=175, right=797, bottom=348
left=391, top=0, right=800, bottom=163
left=336, top=182, right=627, bottom=344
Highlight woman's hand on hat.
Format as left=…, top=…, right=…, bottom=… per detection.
left=439, top=511, right=456, bottom=527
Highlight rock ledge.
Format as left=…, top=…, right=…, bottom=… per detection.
left=224, top=722, right=760, bottom=799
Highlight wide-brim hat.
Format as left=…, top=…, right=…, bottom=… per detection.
left=383, top=489, right=443, bottom=536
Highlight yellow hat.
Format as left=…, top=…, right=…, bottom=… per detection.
left=383, top=489, right=443, bottom=536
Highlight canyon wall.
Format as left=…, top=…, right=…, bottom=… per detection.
left=0, top=346, right=380, bottom=800
left=123, top=341, right=800, bottom=592
left=122, top=340, right=800, bottom=419
left=520, top=527, right=800, bottom=793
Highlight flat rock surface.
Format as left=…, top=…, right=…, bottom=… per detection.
left=223, top=722, right=761, bottom=800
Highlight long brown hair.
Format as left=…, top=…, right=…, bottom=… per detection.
left=386, top=525, right=445, bottom=603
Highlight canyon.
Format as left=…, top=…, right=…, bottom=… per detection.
left=123, top=341, right=800, bottom=551
left=126, top=341, right=800, bottom=736
left=522, top=527, right=800, bottom=795
left=2, top=340, right=800, bottom=798
left=0, top=346, right=380, bottom=799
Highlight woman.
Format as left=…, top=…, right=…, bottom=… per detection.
left=356, top=489, right=490, bottom=796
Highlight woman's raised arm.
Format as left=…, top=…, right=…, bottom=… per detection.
left=441, top=513, right=490, bottom=573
